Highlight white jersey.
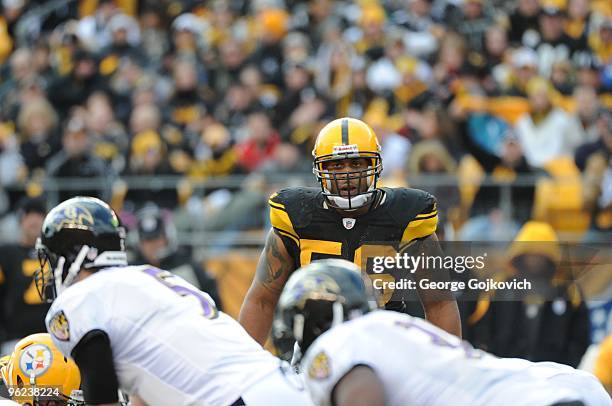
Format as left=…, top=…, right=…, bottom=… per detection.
left=303, top=311, right=610, bottom=406
left=45, top=266, right=305, bottom=406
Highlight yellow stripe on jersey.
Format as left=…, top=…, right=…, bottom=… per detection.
left=277, top=230, right=299, bottom=247
left=400, top=213, right=438, bottom=245
left=269, top=200, right=286, bottom=210
left=0, top=265, right=4, bottom=284
left=415, top=210, right=438, bottom=219
left=269, top=205, right=299, bottom=241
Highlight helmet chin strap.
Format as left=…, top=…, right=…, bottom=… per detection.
left=293, top=313, right=305, bottom=343
left=53, top=256, right=66, bottom=297
left=331, top=301, right=344, bottom=327
left=61, top=245, right=91, bottom=293
left=324, top=183, right=376, bottom=210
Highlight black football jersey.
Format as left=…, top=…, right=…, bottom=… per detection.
left=269, top=187, right=438, bottom=313
left=0, top=244, right=51, bottom=341
left=269, top=186, right=437, bottom=265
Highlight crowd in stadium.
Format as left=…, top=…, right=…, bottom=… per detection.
left=0, top=0, right=609, bottom=241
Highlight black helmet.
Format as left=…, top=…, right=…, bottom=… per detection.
left=274, top=259, right=378, bottom=354
left=34, top=196, right=127, bottom=302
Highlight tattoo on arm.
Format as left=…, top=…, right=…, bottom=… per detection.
left=255, top=231, right=294, bottom=293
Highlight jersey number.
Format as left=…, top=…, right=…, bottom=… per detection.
left=300, top=240, right=397, bottom=267
left=395, top=318, right=483, bottom=359
left=300, top=241, right=397, bottom=305
left=143, top=267, right=218, bottom=319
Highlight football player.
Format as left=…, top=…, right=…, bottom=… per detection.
left=34, top=197, right=312, bottom=406
left=240, top=117, right=461, bottom=349
left=0, top=333, right=83, bottom=405
left=275, top=259, right=611, bottom=406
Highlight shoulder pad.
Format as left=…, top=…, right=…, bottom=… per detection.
left=382, top=187, right=437, bottom=223
left=383, top=188, right=438, bottom=245
left=269, top=187, right=320, bottom=230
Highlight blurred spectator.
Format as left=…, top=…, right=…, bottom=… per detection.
left=210, top=37, right=247, bottom=96
left=406, top=139, right=460, bottom=236
left=508, top=0, right=541, bottom=45
left=449, top=0, right=495, bottom=54
left=432, top=32, right=468, bottom=102
left=76, top=0, right=118, bottom=53
left=236, top=110, right=280, bottom=171
left=549, top=59, right=574, bottom=94
left=124, top=127, right=178, bottom=210
left=480, top=24, right=510, bottom=93
left=85, top=91, right=128, bottom=173
left=453, top=90, right=537, bottom=224
left=369, top=111, right=411, bottom=180
left=575, top=110, right=612, bottom=171
left=466, top=221, right=591, bottom=368
left=189, top=121, right=238, bottom=179
left=167, top=58, right=208, bottom=130
left=573, top=85, right=603, bottom=142
left=0, top=197, right=49, bottom=353
left=132, top=206, right=222, bottom=309
left=283, top=31, right=310, bottom=65
left=353, top=3, right=387, bottom=60
left=0, top=122, right=25, bottom=187
left=580, top=112, right=612, bottom=241
left=514, top=77, right=582, bottom=167
left=506, top=47, right=540, bottom=96
left=275, top=62, right=315, bottom=128
left=215, top=83, right=257, bottom=133
left=257, top=142, right=311, bottom=179
left=412, top=102, right=464, bottom=161
left=98, top=13, right=144, bottom=67
left=574, top=52, right=603, bottom=89
left=564, top=0, right=593, bottom=48
left=170, top=13, right=205, bottom=58
left=532, top=4, right=586, bottom=77
left=46, top=113, right=109, bottom=202
left=391, top=0, right=440, bottom=60
left=139, top=5, right=170, bottom=63
left=17, top=97, right=60, bottom=175
left=589, top=18, right=612, bottom=65
left=47, top=49, right=107, bottom=118
left=249, top=8, right=289, bottom=86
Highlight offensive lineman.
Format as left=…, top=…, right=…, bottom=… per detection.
left=275, top=259, right=611, bottom=406
left=34, top=196, right=312, bottom=406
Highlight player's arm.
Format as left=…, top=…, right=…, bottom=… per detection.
left=332, top=365, right=386, bottom=406
left=407, top=233, right=462, bottom=338
left=71, top=330, right=120, bottom=406
left=239, top=229, right=295, bottom=345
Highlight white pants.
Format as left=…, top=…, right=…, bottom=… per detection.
left=240, top=363, right=313, bottom=406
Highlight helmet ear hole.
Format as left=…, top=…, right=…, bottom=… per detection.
left=16, top=374, right=24, bottom=387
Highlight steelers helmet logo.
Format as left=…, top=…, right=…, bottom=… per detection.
left=19, top=343, right=53, bottom=377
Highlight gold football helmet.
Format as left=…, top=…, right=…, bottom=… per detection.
left=0, top=333, right=83, bottom=405
left=312, top=118, right=383, bottom=210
